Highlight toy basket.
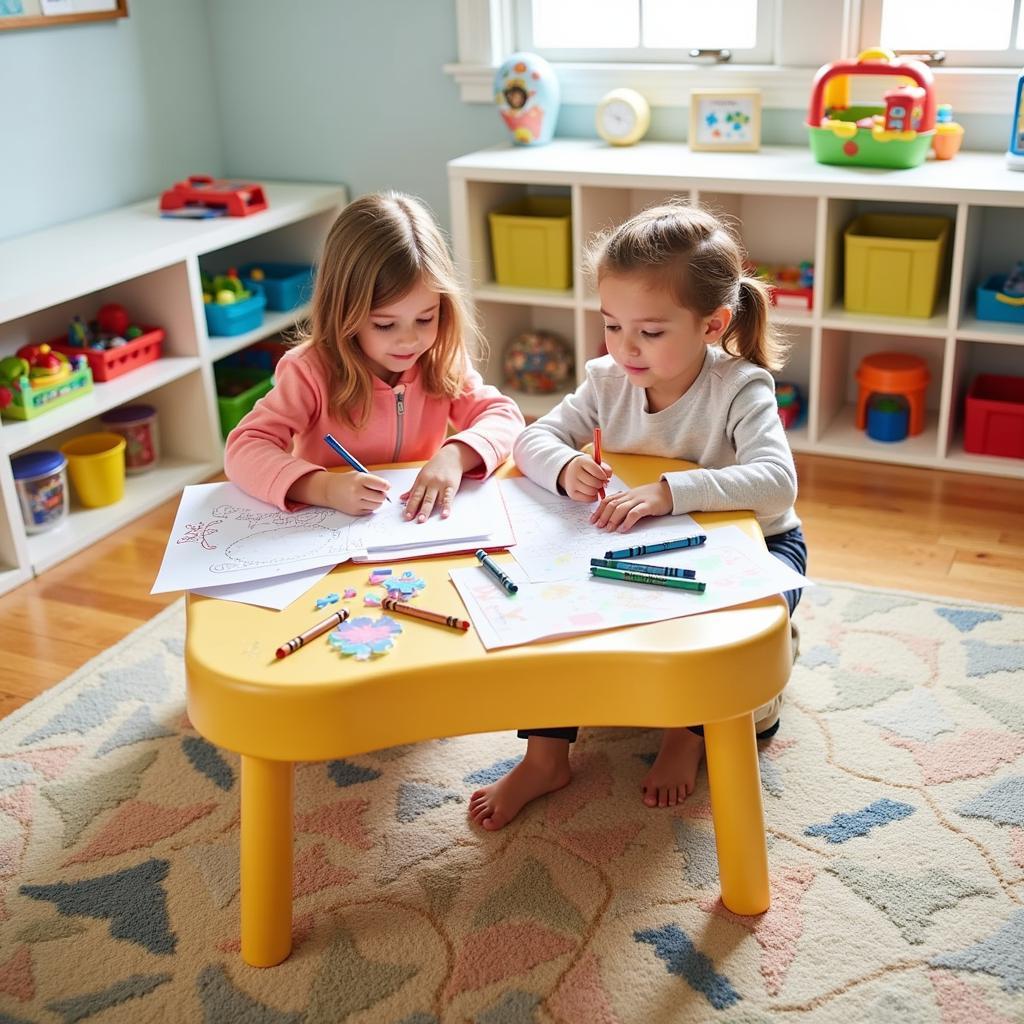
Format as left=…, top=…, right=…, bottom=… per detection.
left=205, top=282, right=266, bottom=337
left=216, top=367, right=275, bottom=438
left=1, top=362, right=93, bottom=421
left=48, top=326, right=164, bottom=382
left=238, top=263, right=314, bottom=311
left=489, top=197, right=572, bottom=290
left=976, top=275, right=1024, bottom=325
left=964, top=374, right=1024, bottom=460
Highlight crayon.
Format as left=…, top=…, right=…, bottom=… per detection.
left=323, top=433, right=391, bottom=502
left=593, top=426, right=605, bottom=501
left=590, top=566, right=706, bottom=593
left=476, top=549, right=519, bottom=595
left=381, top=597, right=470, bottom=632
left=590, top=557, right=696, bottom=579
left=604, top=534, right=706, bottom=560
left=276, top=608, right=350, bottom=659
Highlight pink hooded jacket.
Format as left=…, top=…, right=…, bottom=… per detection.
left=224, top=344, right=525, bottom=510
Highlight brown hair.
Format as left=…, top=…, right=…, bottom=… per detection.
left=296, top=191, right=482, bottom=428
left=586, top=200, right=788, bottom=372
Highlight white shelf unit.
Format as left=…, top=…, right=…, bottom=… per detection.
left=449, top=141, right=1024, bottom=481
left=0, top=182, right=347, bottom=595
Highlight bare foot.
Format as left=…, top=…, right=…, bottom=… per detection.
left=641, top=728, right=705, bottom=808
left=468, top=739, right=572, bottom=831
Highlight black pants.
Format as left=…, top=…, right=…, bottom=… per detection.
left=518, top=525, right=808, bottom=744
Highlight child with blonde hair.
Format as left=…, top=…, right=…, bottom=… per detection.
left=225, top=192, right=524, bottom=518
left=469, top=202, right=805, bottom=831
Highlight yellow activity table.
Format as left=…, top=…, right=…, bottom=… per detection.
left=185, top=455, right=792, bottom=967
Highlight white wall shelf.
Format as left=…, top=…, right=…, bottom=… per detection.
left=0, top=182, right=347, bottom=595
left=450, top=140, right=1024, bottom=481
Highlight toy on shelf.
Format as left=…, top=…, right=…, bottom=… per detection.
left=100, top=404, right=160, bottom=475
left=493, top=52, right=560, bottom=146
left=59, top=432, right=126, bottom=508
left=201, top=269, right=266, bottom=336
left=866, top=394, right=909, bottom=443
left=807, top=49, right=941, bottom=169
left=965, top=375, right=1024, bottom=459
left=1008, top=67, right=1024, bottom=170
left=750, top=261, right=814, bottom=310
left=159, top=176, right=268, bottom=217
left=855, top=352, right=929, bottom=440
left=11, top=451, right=68, bottom=535
left=976, top=261, right=1024, bottom=325
left=932, top=103, right=964, bottom=160
left=775, top=382, right=803, bottom=429
left=503, top=330, right=574, bottom=394
left=50, top=303, right=165, bottom=382
left=0, top=346, right=92, bottom=421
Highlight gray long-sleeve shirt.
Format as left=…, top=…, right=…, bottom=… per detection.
left=512, top=348, right=801, bottom=538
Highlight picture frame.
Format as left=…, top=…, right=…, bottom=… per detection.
left=689, top=89, right=762, bottom=152
left=0, top=0, right=127, bottom=32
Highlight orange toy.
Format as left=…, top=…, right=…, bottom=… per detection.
left=855, top=353, right=930, bottom=436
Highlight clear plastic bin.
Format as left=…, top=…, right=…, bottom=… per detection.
left=11, top=450, right=68, bottom=534
left=100, top=404, right=160, bottom=474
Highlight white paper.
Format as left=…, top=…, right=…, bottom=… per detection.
left=450, top=525, right=810, bottom=650
left=191, top=565, right=332, bottom=610
left=502, top=475, right=701, bottom=583
left=152, top=470, right=504, bottom=594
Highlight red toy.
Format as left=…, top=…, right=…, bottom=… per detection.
left=159, top=176, right=268, bottom=217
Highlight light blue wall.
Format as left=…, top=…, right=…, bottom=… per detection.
left=0, top=0, right=223, bottom=242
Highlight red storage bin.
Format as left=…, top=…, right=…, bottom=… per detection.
left=964, top=374, right=1024, bottom=459
left=49, top=326, right=164, bottom=382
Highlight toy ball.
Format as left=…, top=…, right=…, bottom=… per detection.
left=96, top=303, right=130, bottom=337
left=493, top=52, right=560, bottom=146
left=503, top=331, right=574, bottom=394
left=248, top=267, right=265, bottom=281
left=216, top=290, right=236, bottom=305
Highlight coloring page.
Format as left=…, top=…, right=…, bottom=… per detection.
left=450, top=525, right=810, bottom=650
left=502, top=475, right=701, bottom=582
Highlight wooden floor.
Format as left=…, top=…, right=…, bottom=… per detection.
left=1, top=453, right=1022, bottom=720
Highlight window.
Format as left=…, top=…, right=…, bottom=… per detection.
left=515, top=0, right=776, bottom=63
left=860, top=0, right=1024, bottom=67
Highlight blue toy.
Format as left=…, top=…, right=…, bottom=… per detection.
left=867, top=394, right=910, bottom=443
left=1008, top=67, right=1024, bottom=171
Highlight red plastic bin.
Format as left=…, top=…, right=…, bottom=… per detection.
left=964, top=374, right=1024, bottom=459
left=48, top=326, right=164, bottom=382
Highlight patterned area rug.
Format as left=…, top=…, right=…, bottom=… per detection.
left=1, top=583, right=1023, bottom=1024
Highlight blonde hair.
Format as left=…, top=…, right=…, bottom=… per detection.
left=297, top=191, right=482, bottom=428
left=586, top=201, right=788, bottom=372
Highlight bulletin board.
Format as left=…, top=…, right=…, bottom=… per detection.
left=0, top=0, right=127, bottom=31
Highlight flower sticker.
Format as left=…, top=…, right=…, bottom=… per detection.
left=378, top=570, right=426, bottom=600
left=329, top=615, right=402, bottom=660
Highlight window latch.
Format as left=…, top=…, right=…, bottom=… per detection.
left=893, top=49, right=946, bottom=66
left=689, top=48, right=732, bottom=63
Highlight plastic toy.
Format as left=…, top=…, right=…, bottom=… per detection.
left=807, top=49, right=938, bottom=168
left=866, top=394, right=909, bottom=442
left=493, top=52, right=560, bottom=145
left=328, top=616, right=402, bottom=660
left=751, top=262, right=814, bottom=310
left=932, top=103, right=964, bottom=160
left=159, top=176, right=268, bottom=217
left=1008, top=68, right=1024, bottom=171
left=0, top=351, right=91, bottom=420
left=315, top=592, right=340, bottom=610
left=855, top=353, right=929, bottom=438
left=775, top=382, right=803, bottom=429
left=54, top=308, right=165, bottom=381
left=377, top=570, right=426, bottom=600
left=504, top=330, right=574, bottom=393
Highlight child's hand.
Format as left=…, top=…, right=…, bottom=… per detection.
left=320, top=470, right=391, bottom=516
left=401, top=444, right=471, bottom=522
left=590, top=480, right=672, bottom=532
left=558, top=455, right=612, bottom=502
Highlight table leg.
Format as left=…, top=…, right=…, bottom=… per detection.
left=240, top=755, right=294, bottom=967
left=703, top=713, right=770, bottom=916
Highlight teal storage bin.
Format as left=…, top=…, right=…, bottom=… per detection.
left=239, top=263, right=314, bottom=311
left=205, top=282, right=266, bottom=337
left=215, top=367, right=274, bottom=438
left=976, top=275, right=1024, bottom=325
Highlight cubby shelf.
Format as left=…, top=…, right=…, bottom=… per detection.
left=0, top=181, right=347, bottom=595
left=450, top=140, right=1024, bottom=480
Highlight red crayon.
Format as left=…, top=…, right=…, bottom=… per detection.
left=593, top=426, right=605, bottom=501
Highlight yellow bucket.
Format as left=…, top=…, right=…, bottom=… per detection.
left=60, top=432, right=126, bottom=507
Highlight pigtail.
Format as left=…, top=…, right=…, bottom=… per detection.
left=722, top=275, right=788, bottom=372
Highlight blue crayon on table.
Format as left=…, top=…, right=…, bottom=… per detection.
left=323, top=433, right=391, bottom=502
left=604, top=534, right=706, bottom=560
left=475, top=549, right=518, bottom=595
left=590, top=557, right=696, bottom=579
left=590, top=566, right=706, bottom=593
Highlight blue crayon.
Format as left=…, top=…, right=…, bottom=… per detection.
left=604, top=534, right=707, bottom=560
left=476, top=549, right=518, bottom=595
left=323, top=434, right=391, bottom=502
left=590, top=557, right=696, bottom=579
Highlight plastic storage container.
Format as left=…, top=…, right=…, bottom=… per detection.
left=844, top=214, right=949, bottom=318
left=964, top=374, right=1024, bottom=459
left=976, top=275, right=1024, bottom=325
left=238, top=263, right=314, bottom=311
left=49, top=326, right=164, bottom=382
left=100, top=404, right=160, bottom=474
left=60, top=432, right=126, bottom=508
left=216, top=367, right=275, bottom=438
left=11, top=450, right=68, bottom=534
left=204, top=281, right=266, bottom=337
left=489, top=197, right=572, bottom=290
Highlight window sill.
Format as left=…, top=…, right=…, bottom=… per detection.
left=444, top=60, right=1018, bottom=114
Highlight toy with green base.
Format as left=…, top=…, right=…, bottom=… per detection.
left=807, top=49, right=937, bottom=169
left=1007, top=68, right=1024, bottom=171
left=0, top=349, right=93, bottom=421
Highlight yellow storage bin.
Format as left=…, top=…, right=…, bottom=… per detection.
left=489, top=197, right=572, bottom=290
left=844, top=214, right=950, bottom=318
